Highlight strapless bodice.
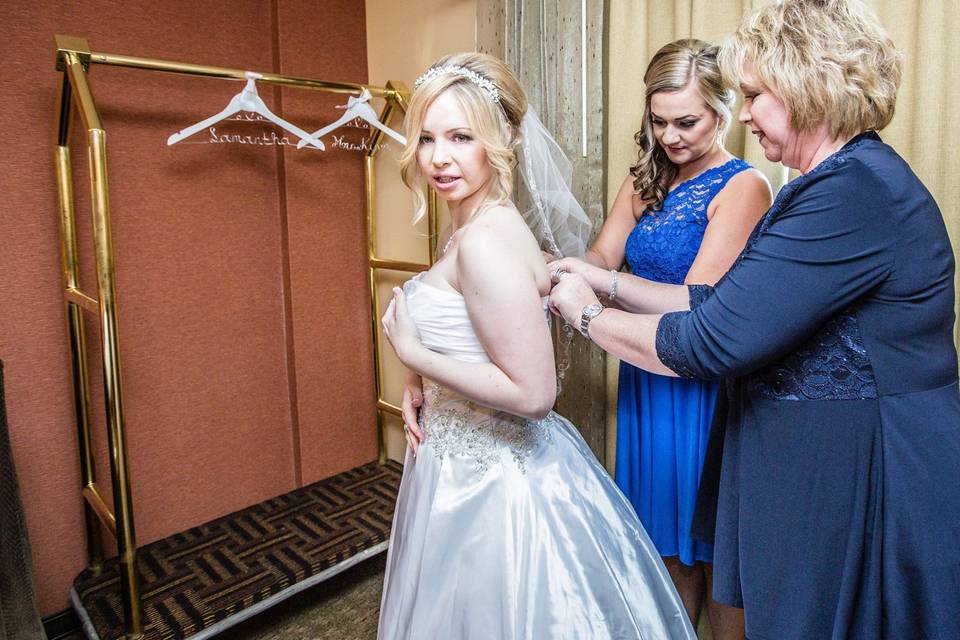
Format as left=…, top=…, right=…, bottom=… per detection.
left=402, top=272, right=557, bottom=475
left=403, top=272, right=549, bottom=364
left=403, top=273, right=490, bottom=364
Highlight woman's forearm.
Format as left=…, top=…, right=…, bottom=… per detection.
left=401, top=346, right=556, bottom=420
left=608, top=273, right=691, bottom=314
left=585, top=309, right=677, bottom=376
left=583, top=248, right=611, bottom=269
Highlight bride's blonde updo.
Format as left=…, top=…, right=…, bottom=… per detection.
left=400, top=52, right=528, bottom=223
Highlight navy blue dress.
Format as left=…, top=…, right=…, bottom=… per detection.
left=655, top=132, right=960, bottom=640
left=617, top=159, right=750, bottom=566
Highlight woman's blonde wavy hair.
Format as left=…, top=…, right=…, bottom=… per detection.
left=631, top=39, right=734, bottom=212
left=400, top=52, right=528, bottom=223
left=718, top=0, right=902, bottom=140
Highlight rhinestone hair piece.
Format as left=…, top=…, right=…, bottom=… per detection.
left=413, top=65, right=501, bottom=103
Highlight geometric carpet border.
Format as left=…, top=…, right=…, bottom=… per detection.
left=72, top=459, right=402, bottom=640
left=71, top=541, right=387, bottom=640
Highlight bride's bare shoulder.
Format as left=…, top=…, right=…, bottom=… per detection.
left=462, top=204, right=538, bottom=251
left=457, top=205, right=548, bottom=291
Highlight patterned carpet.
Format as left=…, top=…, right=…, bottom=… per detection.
left=72, top=460, right=402, bottom=640
left=230, top=554, right=385, bottom=640
left=68, top=455, right=716, bottom=640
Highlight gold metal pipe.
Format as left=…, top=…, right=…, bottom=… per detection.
left=365, top=154, right=388, bottom=465
left=67, top=303, right=104, bottom=573
left=64, top=53, right=102, bottom=132
left=367, top=80, right=410, bottom=158
left=56, top=72, right=74, bottom=146
left=87, top=127, right=142, bottom=637
left=363, top=82, right=413, bottom=465
left=384, top=80, right=410, bottom=115
left=377, top=399, right=402, bottom=417
left=82, top=484, right=117, bottom=538
left=56, top=144, right=104, bottom=571
left=369, top=257, right=429, bottom=273
left=376, top=409, right=387, bottom=465
left=66, top=287, right=100, bottom=313
left=88, top=50, right=399, bottom=101
left=55, top=35, right=91, bottom=72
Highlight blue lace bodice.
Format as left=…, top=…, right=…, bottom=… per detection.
left=624, top=158, right=750, bottom=284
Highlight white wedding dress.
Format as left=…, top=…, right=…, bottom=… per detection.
left=377, top=274, right=696, bottom=640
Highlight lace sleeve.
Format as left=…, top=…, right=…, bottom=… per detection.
left=655, top=312, right=698, bottom=378
left=688, top=284, right=714, bottom=309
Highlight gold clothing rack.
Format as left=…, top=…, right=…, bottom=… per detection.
left=52, top=35, right=435, bottom=639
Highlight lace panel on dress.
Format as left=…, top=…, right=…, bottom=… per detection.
left=748, top=309, right=878, bottom=400
left=626, top=159, right=750, bottom=285
left=655, top=312, right=698, bottom=379
left=688, top=284, right=715, bottom=309
left=419, top=382, right=556, bottom=475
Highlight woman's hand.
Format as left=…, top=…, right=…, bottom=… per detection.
left=548, top=272, right=601, bottom=327
left=381, top=287, right=422, bottom=366
left=548, top=256, right=614, bottom=294
left=401, top=373, right=425, bottom=456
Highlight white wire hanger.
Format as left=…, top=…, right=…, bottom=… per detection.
left=167, top=71, right=325, bottom=149
left=297, top=89, right=406, bottom=148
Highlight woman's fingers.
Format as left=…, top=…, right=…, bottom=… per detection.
left=549, top=274, right=595, bottom=325
left=404, top=427, right=419, bottom=456
left=381, top=289, right=406, bottom=345
left=408, top=432, right=418, bottom=455
left=407, top=419, right=425, bottom=443
left=381, top=297, right=395, bottom=329
left=401, top=386, right=425, bottom=443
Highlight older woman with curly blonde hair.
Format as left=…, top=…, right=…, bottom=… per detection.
left=549, top=1, right=960, bottom=638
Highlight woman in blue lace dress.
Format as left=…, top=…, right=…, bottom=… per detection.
left=549, top=2, right=960, bottom=639
left=571, top=39, right=769, bottom=638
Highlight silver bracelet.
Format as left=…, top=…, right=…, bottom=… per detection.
left=608, top=269, right=620, bottom=301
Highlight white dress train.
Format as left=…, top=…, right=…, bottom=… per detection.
left=377, top=274, right=696, bottom=640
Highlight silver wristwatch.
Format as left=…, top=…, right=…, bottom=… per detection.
left=579, top=302, right=604, bottom=339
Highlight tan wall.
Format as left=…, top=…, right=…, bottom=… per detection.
left=0, top=1, right=376, bottom=615
left=365, top=0, right=478, bottom=461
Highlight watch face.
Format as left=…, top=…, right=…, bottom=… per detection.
left=580, top=302, right=604, bottom=338
left=584, top=302, right=604, bottom=318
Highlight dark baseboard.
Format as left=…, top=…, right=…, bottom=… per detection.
left=43, top=607, right=81, bottom=640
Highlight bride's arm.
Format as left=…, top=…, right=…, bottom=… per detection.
left=381, top=218, right=556, bottom=420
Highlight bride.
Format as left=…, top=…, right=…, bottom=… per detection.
left=378, top=52, right=696, bottom=640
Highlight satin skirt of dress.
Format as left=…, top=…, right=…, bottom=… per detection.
left=616, top=363, right=717, bottom=566
left=378, top=383, right=695, bottom=640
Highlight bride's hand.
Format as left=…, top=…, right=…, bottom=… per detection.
left=381, top=287, right=422, bottom=365
left=401, top=373, right=425, bottom=456
left=547, top=257, right=609, bottom=293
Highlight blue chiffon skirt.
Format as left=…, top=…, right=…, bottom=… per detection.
left=615, top=362, right=718, bottom=566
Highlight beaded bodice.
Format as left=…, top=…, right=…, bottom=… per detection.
left=625, top=158, right=750, bottom=284
left=403, top=275, right=555, bottom=474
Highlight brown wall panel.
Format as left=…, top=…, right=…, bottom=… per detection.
left=0, top=0, right=373, bottom=615
left=276, top=0, right=378, bottom=485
